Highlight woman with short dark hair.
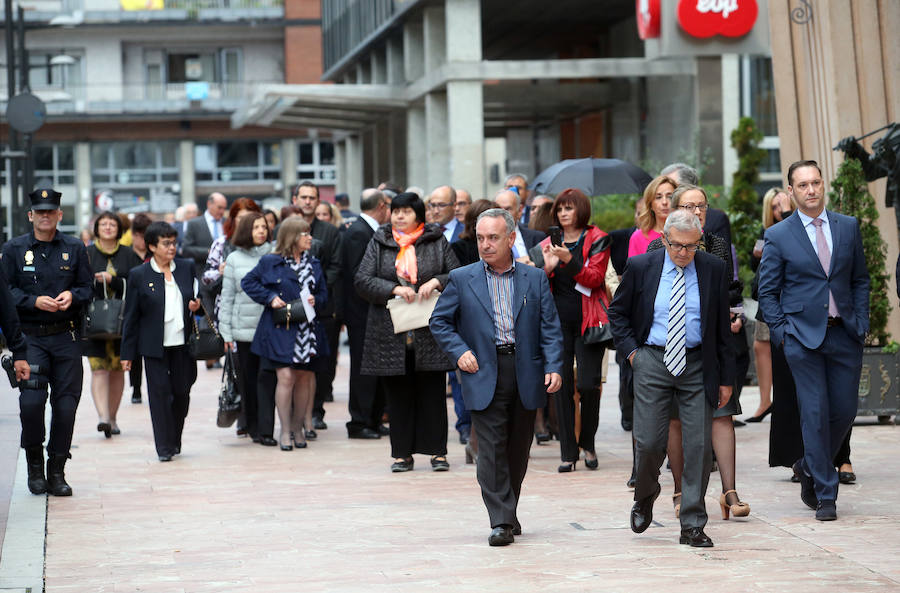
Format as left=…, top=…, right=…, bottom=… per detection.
left=120, top=222, right=202, bottom=461
left=85, top=211, right=143, bottom=438
left=355, top=192, right=459, bottom=472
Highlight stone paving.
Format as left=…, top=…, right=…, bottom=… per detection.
left=1, top=342, right=899, bottom=592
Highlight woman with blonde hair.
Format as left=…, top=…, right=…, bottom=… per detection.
left=627, top=175, right=676, bottom=257
left=315, top=202, right=344, bottom=228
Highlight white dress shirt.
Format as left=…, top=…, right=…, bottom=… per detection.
left=204, top=210, right=224, bottom=242
left=359, top=212, right=380, bottom=232
left=151, top=258, right=186, bottom=347
left=796, top=208, right=833, bottom=257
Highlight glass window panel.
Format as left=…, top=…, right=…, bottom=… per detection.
left=263, top=171, right=280, bottom=180
left=195, top=172, right=214, bottom=181
left=319, top=141, right=335, bottom=165
left=159, top=143, right=178, bottom=168
left=58, top=174, right=75, bottom=184
left=194, top=143, right=215, bottom=171
left=217, top=141, right=257, bottom=168
left=33, top=146, right=55, bottom=171
left=749, top=57, right=777, bottom=137
left=57, top=144, right=74, bottom=170
left=263, top=142, right=281, bottom=167
left=91, top=145, right=110, bottom=169
left=298, top=142, right=314, bottom=165
left=221, top=169, right=258, bottom=181
left=298, top=170, right=315, bottom=179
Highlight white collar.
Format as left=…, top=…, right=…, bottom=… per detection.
left=359, top=212, right=380, bottom=231
left=797, top=208, right=827, bottom=228
left=150, top=258, right=176, bottom=274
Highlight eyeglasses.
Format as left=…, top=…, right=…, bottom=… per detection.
left=427, top=202, right=451, bottom=209
left=298, top=232, right=311, bottom=237
left=158, top=240, right=177, bottom=248
left=677, top=203, right=708, bottom=211
left=666, top=241, right=701, bottom=253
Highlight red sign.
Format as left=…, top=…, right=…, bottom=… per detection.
left=677, top=0, right=758, bottom=38
left=636, top=0, right=661, bottom=39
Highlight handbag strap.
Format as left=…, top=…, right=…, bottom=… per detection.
left=196, top=301, right=222, bottom=338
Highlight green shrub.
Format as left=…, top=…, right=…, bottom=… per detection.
left=729, top=117, right=766, bottom=294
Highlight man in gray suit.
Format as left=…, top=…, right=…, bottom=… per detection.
left=182, top=192, right=227, bottom=267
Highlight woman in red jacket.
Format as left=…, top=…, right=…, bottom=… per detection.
left=540, top=188, right=611, bottom=472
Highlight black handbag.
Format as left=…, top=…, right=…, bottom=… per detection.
left=188, top=302, right=226, bottom=360
left=83, top=278, right=125, bottom=340
left=271, top=298, right=308, bottom=328
left=216, top=350, right=242, bottom=428
left=582, top=295, right=615, bottom=348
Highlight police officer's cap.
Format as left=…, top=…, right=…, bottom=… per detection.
left=29, top=187, right=62, bottom=211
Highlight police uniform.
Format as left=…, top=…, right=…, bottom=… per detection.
left=0, top=188, right=92, bottom=496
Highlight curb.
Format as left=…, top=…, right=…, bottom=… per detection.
left=0, top=450, right=46, bottom=593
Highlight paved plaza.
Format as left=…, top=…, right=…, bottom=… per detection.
left=1, top=340, right=899, bottom=592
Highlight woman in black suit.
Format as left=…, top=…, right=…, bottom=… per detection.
left=121, top=222, right=202, bottom=461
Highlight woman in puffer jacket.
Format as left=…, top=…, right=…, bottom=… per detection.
left=219, top=212, right=273, bottom=444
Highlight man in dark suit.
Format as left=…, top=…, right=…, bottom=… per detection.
left=428, top=185, right=463, bottom=243
left=182, top=192, right=227, bottom=267
left=608, top=209, right=734, bottom=548
left=292, top=181, right=343, bottom=429
left=758, top=160, right=870, bottom=521
left=494, top=189, right=546, bottom=262
left=174, top=203, right=199, bottom=256
left=343, top=188, right=390, bottom=439
left=431, top=208, right=563, bottom=547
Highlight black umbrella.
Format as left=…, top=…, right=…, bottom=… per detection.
left=530, top=157, right=653, bottom=197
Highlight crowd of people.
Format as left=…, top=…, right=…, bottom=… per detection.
left=0, top=159, right=871, bottom=549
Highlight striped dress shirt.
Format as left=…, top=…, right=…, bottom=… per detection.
left=484, top=260, right=516, bottom=345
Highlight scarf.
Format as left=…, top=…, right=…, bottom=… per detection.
left=392, top=223, right=425, bottom=284
left=286, top=253, right=318, bottom=364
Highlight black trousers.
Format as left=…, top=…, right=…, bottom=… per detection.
left=236, top=342, right=260, bottom=438
left=129, top=357, right=143, bottom=394
left=471, top=352, right=536, bottom=529
left=313, top=316, right=340, bottom=419
left=19, top=332, right=83, bottom=456
left=256, top=367, right=276, bottom=438
left=144, top=345, right=197, bottom=457
left=345, top=318, right=385, bottom=433
left=380, top=350, right=447, bottom=458
left=554, top=320, right=605, bottom=462
left=617, top=349, right=634, bottom=424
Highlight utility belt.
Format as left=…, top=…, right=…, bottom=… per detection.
left=21, top=319, right=78, bottom=337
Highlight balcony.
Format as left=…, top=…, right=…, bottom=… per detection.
left=0, top=0, right=282, bottom=24
left=1, top=80, right=281, bottom=116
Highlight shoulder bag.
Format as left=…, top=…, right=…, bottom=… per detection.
left=83, top=277, right=125, bottom=340
left=188, top=302, right=226, bottom=360
left=216, top=350, right=242, bottom=428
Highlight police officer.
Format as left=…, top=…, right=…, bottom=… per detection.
left=0, top=187, right=92, bottom=496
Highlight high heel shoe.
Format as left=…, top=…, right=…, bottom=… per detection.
left=719, top=489, right=751, bottom=519
left=745, top=405, right=772, bottom=423
left=97, top=422, right=112, bottom=439
left=279, top=434, right=293, bottom=451
left=558, top=461, right=577, bottom=473
left=584, top=453, right=599, bottom=470
left=672, top=492, right=682, bottom=518
left=535, top=432, right=551, bottom=444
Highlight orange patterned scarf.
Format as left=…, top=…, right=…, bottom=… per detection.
left=392, top=223, right=425, bottom=284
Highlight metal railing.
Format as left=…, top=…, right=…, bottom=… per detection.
left=158, top=0, right=282, bottom=8
left=322, top=0, right=398, bottom=72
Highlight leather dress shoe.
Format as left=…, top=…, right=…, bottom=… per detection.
left=259, top=437, right=277, bottom=447
left=621, top=418, right=633, bottom=431
left=630, top=483, right=660, bottom=533
left=512, top=524, right=522, bottom=536
left=158, top=454, right=173, bottom=462
left=488, top=525, right=514, bottom=546
left=377, top=424, right=390, bottom=436
left=313, top=417, right=327, bottom=430
left=348, top=427, right=381, bottom=439
left=792, top=460, right=817, bottom=510
left=838, top=471, right=856, bottom=484
left=816, top=500, right=837, bottom=521
left=459, top=428, right=470, bottom=445
left=679, top=527, right=714, bottom=547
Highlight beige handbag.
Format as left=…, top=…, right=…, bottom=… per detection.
left=386, top=292, right=441, bottom=333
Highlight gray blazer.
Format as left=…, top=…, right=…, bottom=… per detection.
left=182, top=215, right=215, bottom=267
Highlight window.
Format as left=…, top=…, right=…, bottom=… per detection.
left=28, top=52, right=83, bottom=99
left=194, top=140, right=281, bottom=183
left=297, top=140, right=336, bottom=183
left=33, top=143, right=76, bottom=186
left=92, top=142, right=180, bottom=185
left=741, top=56, right=780, bottom=180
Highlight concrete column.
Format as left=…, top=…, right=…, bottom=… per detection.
left=389, top=112, right=407, bottom=184
left=447, top=81, right=484, bottom=194
left=342, top=71, right=354, bottom=85
left=406, top=103, right=426, bottom=187
left=281, top=138, right=298, bottom=201
left=345, top=134, right=364, bottom=203
left=355, top=61, right=370, bottom=84
left=386, top=35, right=405, bottom=85
left=445, top=0, right=481, bottom=61
left=720, top=54, right=741, bottom=190
left=74, top=142, right=92, bottom=230
left=425, top=91, right=449, bottom=190
left=506, top=128, right=534, bottom=182
left=423, top=4, right=446, bottom=72
left=178, top=139, right=195, bottom=206
left=335, top=139, right=347, bottom=194
left=371, top=49, right=387, bottom=84
left=403, top=19, right=424, bottom=82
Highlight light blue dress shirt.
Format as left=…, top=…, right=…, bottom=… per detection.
left=647, top=252, right=701, bottom=349
left=796, top=209, right=833, bottom=256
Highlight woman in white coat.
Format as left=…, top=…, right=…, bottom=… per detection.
left=218, top=212, right=273, bottom=444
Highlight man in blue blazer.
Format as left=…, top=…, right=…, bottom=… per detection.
left=431, top=208, right=563, bottom=547
left=758, top=160, right=870, bottom=521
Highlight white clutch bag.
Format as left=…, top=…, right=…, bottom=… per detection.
left=386, top=292, right=441, bottom=333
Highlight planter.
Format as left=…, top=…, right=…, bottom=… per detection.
left=857, top=347, right=900, bottom=423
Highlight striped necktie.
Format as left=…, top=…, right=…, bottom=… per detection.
left=665, top=265, right=687, bottom=376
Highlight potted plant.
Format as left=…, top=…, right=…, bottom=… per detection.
left=828, top=157, right=899, bottom=422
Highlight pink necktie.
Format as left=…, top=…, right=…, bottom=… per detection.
left=812, top=218, right=838, bottom=317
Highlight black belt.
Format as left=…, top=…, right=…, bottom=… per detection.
left=496, top=343, right=515, bottom=355
left=645, top=344, right=701, bottom=353
left=21, top=320, right=77, bottom=337
left=827, top=317, right=843, bottom=327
